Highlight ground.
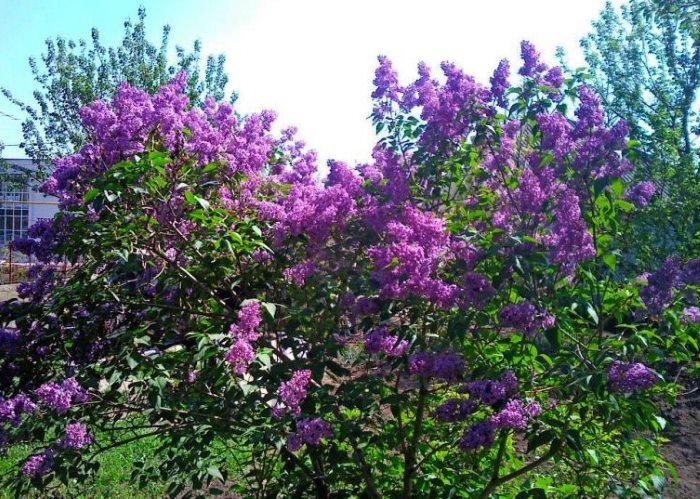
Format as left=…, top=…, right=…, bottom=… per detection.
left=662, top=379, right=700, bottom=498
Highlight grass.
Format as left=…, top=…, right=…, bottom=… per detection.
left=0, top=433, right=167, bottom=498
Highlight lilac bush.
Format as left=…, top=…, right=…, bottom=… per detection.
left=1, top=41, right=698, bottom=497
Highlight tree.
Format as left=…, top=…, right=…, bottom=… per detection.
left=1, top=7, right=232, bottom=180
left=581, top=0, right=700, bottom=267
left=1, top=43, right=696, bottom=497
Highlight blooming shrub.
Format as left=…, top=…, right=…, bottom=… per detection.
left=1, top=42, right=699, bottom=497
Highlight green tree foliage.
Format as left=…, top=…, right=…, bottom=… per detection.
left=1, top=7, right=232, bottom=179
left=582, top=0, right=700, bottom=267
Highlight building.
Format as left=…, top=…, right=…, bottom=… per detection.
left=0, top=159, right=58, bottom=245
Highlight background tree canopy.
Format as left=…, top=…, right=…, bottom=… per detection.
left=581, top=0, right=700, bottom=267
left=1, top=7, right=233, bottom=179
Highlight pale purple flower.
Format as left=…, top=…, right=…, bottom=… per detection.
left=682, top=306, right=700, bottom=324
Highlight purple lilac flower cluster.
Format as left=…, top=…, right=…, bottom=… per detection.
left=0, top=328, right=22, bottom=354
left=682, top=306, right=700, bottom=324
left=272, top=370, right=312, bottom=418
left=408, top=351, right=465, bottom=382
left=640, top=257, right=681, bottom=315
left=462, top=370, right=518, bottom=406
left=489, top=59, right=510, bottom=107
left=287, top=418, right=333, bottom=452
left=498, top=301, right=554, bottom=337
left=684, top=257, right=700, bottom=286
left=0, top=394, right=37, bottom=426
left=60, top=422, right=93, bottom=449
left=35, top=378, right=88, bottom=414
left=458, top=421, right=496, bottom=451
left=625, top=181, right=656, bottom=208
left=364, top=328, right=408, bottom=357
left=456, top=371, right=543, bottom=451
left=225, top=301, right=263, bottom=375
left=491, top=399, right=541, bottom=430
left=607, top=361, right=657, bottom=392
left=22, top=449, right=56, bottom=476
left=434, top=398, right=476, bottom=422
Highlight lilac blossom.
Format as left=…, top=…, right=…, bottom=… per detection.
left=463, top=371, right=519, bottom=406
left=490, top=59, right=510, bottom=107
left=682, top=306, right=700, bottom=324
left=408, top=351, right=465, bottom=382
left=60, top=423, right=93, bottom=449
left=35, top=378, right=88, bottom=414
left=607, top=361, right=657, bottom=392
left=458, top=421, right=496, bottom=451
left=273, top=370, right=312, bottom=418
left=640, top=257, right=681, bottom=314
left=434, top=398, right=476, bottom=422
left=625, top=181, right=656, bottom=208
left=287, top=418, right=333, bottom=452
left=364, top=328, right=408, bottom=357
left=22, top=449, right=56, bottom=476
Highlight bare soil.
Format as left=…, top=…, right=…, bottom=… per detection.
left=662, top=378, right=700, bottom=498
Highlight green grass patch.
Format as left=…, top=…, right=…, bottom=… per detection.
left=0, top=432, right=166, bottom=498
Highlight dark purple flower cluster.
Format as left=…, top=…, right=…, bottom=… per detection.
left=625, top=181, right=656, bottom=208
left=519, top=41, right=548, bottom=78
left=272, top=370, right=312, bottom=418
left=434, top=398, right=476, bottom=422
left=546, top=188, right=595, bottom=274
left=0, top=328, right=22, bottom=354
left=364, top=327, right=408, bottom=357
left=0, top=394, right=37, bottom=426
left=491, top=399, right=541, bottom=430
left=287, top=418, right=333, bottom=452
left=60, top=422, right=93, bottom=449
left=498, top=301, right=554, bottom=336
left=458, top=420, right=496, bottom=451
left=35, top=378, right=88, bottom=415
left=462, top=371, right=518, bottom=406
left=640, top=257, right=681, bottom=314
left=408, top=351, right=465, bottom=382
left=683, top=257, right=700, bottom=286
left=16, top=265, right=57, bottom=302
left=11, top=219, right=59, bottom=263
left=607, top=361, right=657, bottom=392
left=461, top=272, right=495, bottom=308
left=282, top=260, right=316, bottom=286
left=22, top=449, right=56, bottom=476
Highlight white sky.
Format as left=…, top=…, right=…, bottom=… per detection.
left=0, top=0, right=620, bottom=165
left=212, top=0, right=618, bottom=165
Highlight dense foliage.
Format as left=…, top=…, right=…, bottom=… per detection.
left=582, top=0, right=700, bottom=268
left=1, top=7, right=231, bottom=180
left=1, top=42, right=699, bottom=498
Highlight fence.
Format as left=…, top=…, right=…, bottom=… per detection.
left=0, top=244, right=72, bottom=285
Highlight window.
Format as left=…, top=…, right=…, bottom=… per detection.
left=0, top=176, right=29, bottom=244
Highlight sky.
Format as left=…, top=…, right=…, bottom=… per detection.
left=0, top=0, right=620, bottom=165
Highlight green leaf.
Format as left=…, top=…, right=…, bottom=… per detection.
left=262, top=302, right=276, bottom=319
left=586, top=303, right=599, bottom=325
left=207, top=466, right=224, bottom=482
